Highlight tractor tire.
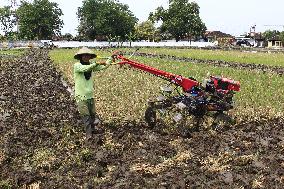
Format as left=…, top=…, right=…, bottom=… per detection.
left=211, top=113, right=234, bottom=132
left=145, top=106, right=157, bottom=129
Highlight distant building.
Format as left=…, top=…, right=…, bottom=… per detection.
left=267, top=36, right=283, bottom=48
left=253, top=33, right=265, bottom=47
left=204, top=31, right=234, bottom=46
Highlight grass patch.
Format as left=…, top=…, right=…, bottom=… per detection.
left=122, top=47, right=284, bottom=67
left=0, top=48, right=26, bottom=56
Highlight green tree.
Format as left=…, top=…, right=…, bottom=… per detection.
left=280, top=31, right=284, bottom=43
left=17, top=0, right=63, bottom=40
left=61, top=33, right=73, bottom=41
left=0, top=34, right=4, bottom=41
left=134, top=21, right=156, bottom=41
left=262, top=30, right=280, bottom=40
left=149, top=0, right=206, bottom=41
left=77, top=0, right=138, bottom=41
left=0, top=6, right=17, bottom=36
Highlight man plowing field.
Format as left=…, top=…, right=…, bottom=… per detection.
left=73, top=47, right=114, bottom=139
left=74, top=48, right=240, bottom=138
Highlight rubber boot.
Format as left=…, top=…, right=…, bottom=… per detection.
left=82, top=116, right=93, bottom=140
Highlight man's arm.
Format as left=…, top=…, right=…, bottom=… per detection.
left=74, top=63, right=97, bottom=73
left=93, top=57, right=112, bottom=71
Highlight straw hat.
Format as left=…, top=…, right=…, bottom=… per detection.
left=74, top=47, right=97, bottom=60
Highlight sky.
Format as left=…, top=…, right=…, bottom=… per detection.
left=1, top=0, right=284, bottom=36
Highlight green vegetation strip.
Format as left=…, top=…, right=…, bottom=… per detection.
left=0, top=48, right=26, bottom=57
left=118, top=51, right=284, bottom=76
left=50, top=49, right=284, bottom=123
left=121, top=47, right=284, bottom=67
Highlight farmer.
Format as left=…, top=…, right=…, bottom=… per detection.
left=74, top=47, right=114, bottom=139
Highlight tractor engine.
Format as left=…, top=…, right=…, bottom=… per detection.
left=203, top=76, right=240, bottom=111
left=204, top=76, right=240, bottom=94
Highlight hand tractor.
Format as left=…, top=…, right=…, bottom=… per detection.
left=113, top=52, right=240, bottom=133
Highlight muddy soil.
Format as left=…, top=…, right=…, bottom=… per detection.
left=0, top=49, right=283, bottom=188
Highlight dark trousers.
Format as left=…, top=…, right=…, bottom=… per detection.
left=77, top=98, right=100, bottom=137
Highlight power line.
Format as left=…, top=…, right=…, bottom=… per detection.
left=263, top=25, right=284, bottom=30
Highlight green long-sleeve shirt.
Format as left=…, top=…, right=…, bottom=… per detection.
left=74, top=58, right=112, bottom=101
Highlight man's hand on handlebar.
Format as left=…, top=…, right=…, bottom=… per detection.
left=111, top=51, right=122, bottom=62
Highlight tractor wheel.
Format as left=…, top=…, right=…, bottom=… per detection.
left=145, top=106, right=157, bottom=128
left=211, top=113, right=235, bottom=132
left=177, top=115, right=202, bottom=137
